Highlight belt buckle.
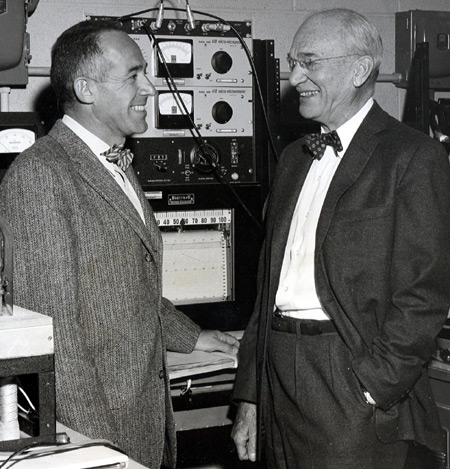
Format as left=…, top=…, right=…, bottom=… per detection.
left=273, top=309, right=283, bottom=318
left=300, top=322, right=322, bottom=336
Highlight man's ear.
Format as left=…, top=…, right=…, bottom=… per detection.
left=73, top=77, right=95, bottom=104
left=352, top=56, right=374, bottom=88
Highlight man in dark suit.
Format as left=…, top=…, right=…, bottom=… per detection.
left=231, top=8, right=450, bottom=469
left=0, top=19, right=239, bottom=468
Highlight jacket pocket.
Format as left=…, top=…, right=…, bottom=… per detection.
left=333, top=203, right=393, bottom=223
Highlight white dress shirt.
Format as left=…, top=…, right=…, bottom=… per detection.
left=275, top=98, right=374, bottom=320
left=62, top=115, right=145, bottom=224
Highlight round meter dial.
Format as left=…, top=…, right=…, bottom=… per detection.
left=0, top=128, right=35, bottom=153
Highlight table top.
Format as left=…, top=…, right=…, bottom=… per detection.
left=56, top=422, right=148, bottom=469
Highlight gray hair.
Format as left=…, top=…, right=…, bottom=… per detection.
left=308, top=8, right=383, bottom=82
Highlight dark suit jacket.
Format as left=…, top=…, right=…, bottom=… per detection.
left=233, top=102, right=450, bottom=453
left=0, top=120, right=201, bottom=468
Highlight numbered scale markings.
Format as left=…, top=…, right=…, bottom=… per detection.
left=154, top=209, right=232, bottom=227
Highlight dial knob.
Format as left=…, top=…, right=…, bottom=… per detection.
left=212, top=101, right=233, bottom=124
left=190, top=143, right=219, bottom=173
left=211, top=51, right=233, bottom=74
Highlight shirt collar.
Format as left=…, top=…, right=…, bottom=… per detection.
left=62, top=115, right=110, bottom=156
left=321, top=97, right=374, bottom=158
left=62, top=115, right=121, bottom=174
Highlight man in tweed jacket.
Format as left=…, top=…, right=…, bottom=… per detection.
left=0, top=19, right=239, bottom=468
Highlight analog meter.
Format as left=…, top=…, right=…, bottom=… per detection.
left=0, top=128, right=35, bottom=153
left=156, top=39, right=194, bottom=78
left=158, top=92, right=193, bottom=115
left=0, top=112, right=44, bottom=181
left=157, top=91, right=194, bottom=129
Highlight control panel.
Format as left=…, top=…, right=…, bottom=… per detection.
left=90, top=16, right=255, bottom=186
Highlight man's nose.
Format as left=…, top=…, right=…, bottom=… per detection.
left=140, top=76, right=157, bottom=96
left=289, top=64, right=308, bottom=87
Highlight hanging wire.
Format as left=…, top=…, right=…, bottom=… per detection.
left=116, top=6, right=281, bottom=232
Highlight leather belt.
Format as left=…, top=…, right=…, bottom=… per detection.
left=272, top=310, right=337, bottom=336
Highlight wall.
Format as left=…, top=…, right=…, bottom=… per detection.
left=5, top=0, right=450, bottom=122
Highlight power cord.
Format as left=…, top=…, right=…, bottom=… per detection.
left=0, top=440, right=126, bottom=468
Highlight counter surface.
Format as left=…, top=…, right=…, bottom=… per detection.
left=56, top=422, right=148, bottom=469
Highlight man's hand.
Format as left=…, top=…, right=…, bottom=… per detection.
left=231, top=402, right=257, bottom=461
left=194, top=330, right=240, bottom=354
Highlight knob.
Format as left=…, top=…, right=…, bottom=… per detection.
left=212, top=101, right=233, bottom=124
left=190, top=143, right=219, bottom=173
left=211, top=51, right=233, bottom=74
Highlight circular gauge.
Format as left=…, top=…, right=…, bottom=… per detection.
left=158, top=92, right=193, bottom=115
left=158, top=40, right=192, bottom=64
left=190, top=143, right=219, bottom=173
left=0, top=128, right=35, bottom=153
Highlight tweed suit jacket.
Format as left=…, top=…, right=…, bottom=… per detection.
left=0, top=120, right=201, bottom=468
left=233, top=102, right=450, bottom=453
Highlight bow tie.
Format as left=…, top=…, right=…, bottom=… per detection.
left=304, top=131, right=343, bottom=160
left=101, top=144, right=134, bottom=171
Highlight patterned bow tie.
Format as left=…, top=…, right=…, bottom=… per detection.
left=101, top=144, right=134, bottom=171
left=304, top=130, right=343, bottom=160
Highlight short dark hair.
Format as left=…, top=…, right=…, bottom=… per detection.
left=50, top=19, right=124, bottom=110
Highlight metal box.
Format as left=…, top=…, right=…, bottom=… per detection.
left=396, top=10, right=450, bottom=89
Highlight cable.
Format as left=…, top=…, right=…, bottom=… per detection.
left=0, top=440, right=125, bottom=468
left=150, top=0, right=164, bottom=31
left=117, top=7, right=280, bottom=232
left=144, top=24, right=263, bottom=232
left=141, top=24, right=202, bottom=145
left=185, top=0, right=196, bottom=32
left=118, top=7, right=279, bottom=162
left=17, top=386, right=36, bottom=413
left=0, top=442, right=40, bottom=469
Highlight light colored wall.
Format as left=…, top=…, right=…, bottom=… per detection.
left=6, top=0, right=450, bottom=121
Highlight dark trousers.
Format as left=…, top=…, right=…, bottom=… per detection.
left=264, top=324, right=409, bottom=469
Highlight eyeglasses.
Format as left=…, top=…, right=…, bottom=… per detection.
left=287, top=54, right=359, bottom=73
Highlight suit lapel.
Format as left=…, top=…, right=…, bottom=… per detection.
left=315, top=102, right=386, bottom=253
left=49, top=121, right=158, bottom=255
left=126, top=167, right=162, bottom=250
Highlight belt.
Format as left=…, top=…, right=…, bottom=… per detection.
left=272, top=310, right=337, bottom=336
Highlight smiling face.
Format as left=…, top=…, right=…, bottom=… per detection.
left=88, top=30, right=156, bottom=144
left=288, top=14, right=365, bottom=131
